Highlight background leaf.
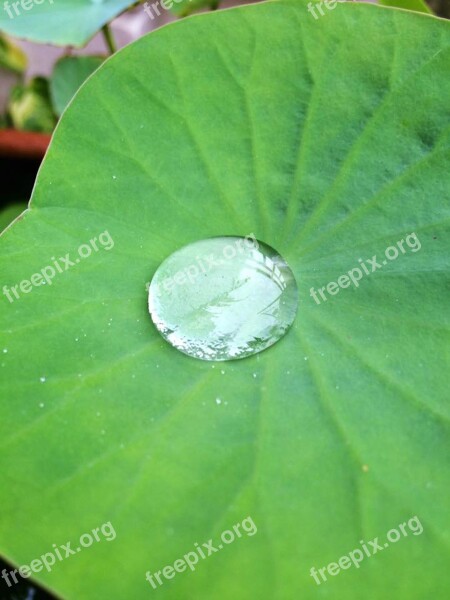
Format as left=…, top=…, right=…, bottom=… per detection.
left=0, top=0, right=136, bottom=47
left=50, top=56, right=105, bottom=117
left=8, top=77, right=57, bottom=133
left=378, top=0, right=432, bottom=14
left=0, top=202, right=27, bottom=232
left=170, top=0, right=220, bottom=17
left=0, top=32, right=27, bottom=74
left=0, top=1, right=449, bottom=599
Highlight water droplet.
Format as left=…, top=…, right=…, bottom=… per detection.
left=2, top=348, right=7, bottom=353
left=148, top=236, right=298, bottom=361
left=39, top=376, right=46, bottom=383
left=39, top=402, right=44, bottom=408
left=215, top=397, right=222, bottom=405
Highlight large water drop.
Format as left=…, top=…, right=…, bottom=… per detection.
left=148, top=236, right=298, bottom=361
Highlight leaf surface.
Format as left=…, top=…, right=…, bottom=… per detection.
left=0, top=2, right=449, bottom=599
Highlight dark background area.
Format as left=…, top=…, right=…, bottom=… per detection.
left=428, top=0, right=450, bottom=18
left=0, top=557, right=56, bottom=600
left=0, top=157, right=39, bottom=211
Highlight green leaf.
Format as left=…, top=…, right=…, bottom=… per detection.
left=378, top=0, right=432, bottom=14
left=0, top=202, right=27, bottom=232
left=0, top=32, right=27, bottom=74
left=0, top=0, right=136, bottom=47
left=1, top=1, right=449, bottom=599
left=8, top=76, right=57, bottom=133
left=170, top=0, right=220, bottom=17
left=50, top=55, right=105, bottom=117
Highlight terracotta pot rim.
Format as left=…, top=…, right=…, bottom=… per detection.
left=0, top=128, right=52, bottom=160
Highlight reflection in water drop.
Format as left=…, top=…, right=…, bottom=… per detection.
left=148, top=236, right=298, bottom=361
